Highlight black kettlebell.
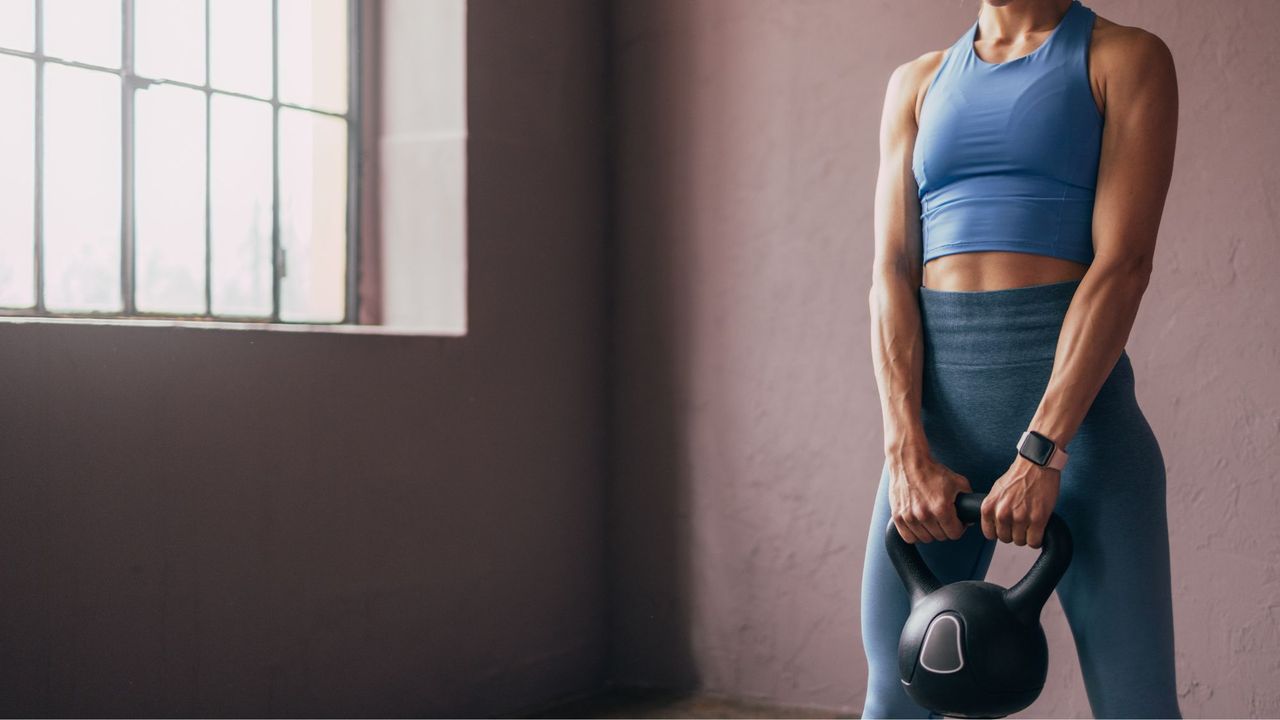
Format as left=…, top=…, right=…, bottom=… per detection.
left=884, top=492, right=1073, bottom=719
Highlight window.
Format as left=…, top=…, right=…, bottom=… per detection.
left=0, top=0, right=363, bottom=324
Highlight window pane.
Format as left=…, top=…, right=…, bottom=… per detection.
left=209, top=0, right=271, bottom=98
left=278, top=0, right=347, bottom=113
left=43, top=64, right=121, bottom=312
left=136, top=84, right=206, bottom=315
left=135, top=0, right=205, bottom=84
left=44, top=0, right=121, bottom=68
left=0, top=0, right=34, bottom=51
left=0, top=55, right=34, bottom=308
left=211, top=94, right=272, bottom=317
left=279, top=108, right=346, bottom=322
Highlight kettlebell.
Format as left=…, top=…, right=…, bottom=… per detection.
left=884, top=492, right=1073, bottom=719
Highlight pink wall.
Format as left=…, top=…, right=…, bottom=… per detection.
left=608, top=1, right=1280, bottom=716
left=0, top=1, right=610, bottom=716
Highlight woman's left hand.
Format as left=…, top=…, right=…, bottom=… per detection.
left=981, top=456, right=1061, bottom=548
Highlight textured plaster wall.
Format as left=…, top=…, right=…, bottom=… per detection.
left=608, top=1, right=1280, bottom=716
left=0, top=1, right=610, bottom=716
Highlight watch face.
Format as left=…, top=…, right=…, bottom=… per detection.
left=1020, top=431, right=1054, bottom=466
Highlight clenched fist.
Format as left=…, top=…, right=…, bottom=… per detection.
left=888, top=451, right=974, bottom=544
left=980, top=455, right=1061, bottom=548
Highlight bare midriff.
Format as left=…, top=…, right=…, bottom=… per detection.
left=921, top=251, right=1089, bottom=291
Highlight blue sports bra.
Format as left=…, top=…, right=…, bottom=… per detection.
left=912, top=0, right=1102, bottom=266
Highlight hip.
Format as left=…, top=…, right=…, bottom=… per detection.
left=915, top=279, right=1163, bottom=490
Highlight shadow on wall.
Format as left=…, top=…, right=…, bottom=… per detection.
left=606, top=0, right=698, bottom=691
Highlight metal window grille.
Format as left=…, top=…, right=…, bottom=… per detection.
left=0, top=0, right=362, bottom=324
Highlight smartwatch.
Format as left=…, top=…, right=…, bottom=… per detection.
left=1017, top=430, right=1069, bottom=471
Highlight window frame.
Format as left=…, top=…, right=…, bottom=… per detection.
left=0, top=0, right=365, bottom=325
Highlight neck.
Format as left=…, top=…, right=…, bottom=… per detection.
left=977, top=0, right=1073, bottom=42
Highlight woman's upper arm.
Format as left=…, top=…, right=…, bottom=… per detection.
left=872, top=54, right=938, bottom=283
left=1090, top=28, right=1179, bottom=273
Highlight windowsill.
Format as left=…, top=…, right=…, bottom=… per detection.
left=0, top=314, right=466, bottom=337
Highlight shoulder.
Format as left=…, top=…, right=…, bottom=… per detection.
left=1089, top=13, right=1177, bottom=98
left=884, top=49, right=948, bottom=126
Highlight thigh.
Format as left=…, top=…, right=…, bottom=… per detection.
left=1054, top=371, right=1181, bottom=718
left=860, top=461, right=997, bottom=719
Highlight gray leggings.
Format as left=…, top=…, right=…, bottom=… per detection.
left=859, top=279, right=1181, bottom=719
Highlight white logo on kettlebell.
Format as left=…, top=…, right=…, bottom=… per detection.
left=919, top=614, right=965, bottom=674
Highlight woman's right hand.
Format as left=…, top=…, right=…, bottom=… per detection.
left=887, top=451, right=973, bottom=544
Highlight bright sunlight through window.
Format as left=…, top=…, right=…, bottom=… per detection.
left=0, top=0, right=360, bottom=324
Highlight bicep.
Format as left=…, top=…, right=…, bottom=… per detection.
left=1091, top=31, right=1179, bottom=269
left=872, top=62, right=925, bottom=282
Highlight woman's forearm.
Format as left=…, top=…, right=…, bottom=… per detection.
left=869, top=58, right=933, bottom=465
left=1028, top=24, right=1176, bottom=455
left=870, top=266, right=930, bottom=461
left=1027, top=258, right=1152, bottom=450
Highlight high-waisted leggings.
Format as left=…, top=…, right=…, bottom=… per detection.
left=859, top=279, right=1181, bottom=719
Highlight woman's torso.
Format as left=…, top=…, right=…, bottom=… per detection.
left=913, top=0, right=1108, bottom=291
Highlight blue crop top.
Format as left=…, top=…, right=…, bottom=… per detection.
left=913, top=0, right=1103, bottom=266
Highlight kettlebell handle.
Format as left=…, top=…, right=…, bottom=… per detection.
left=884, top=491, right=1073, bottom=623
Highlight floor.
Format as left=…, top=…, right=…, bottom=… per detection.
left=519, top=687, right=857, bottom=719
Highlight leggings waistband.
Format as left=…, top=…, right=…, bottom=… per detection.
left=918, top=278, right=1082, bottom=367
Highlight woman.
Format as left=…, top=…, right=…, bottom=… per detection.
left=861, top=0, right=1180, bottom=717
